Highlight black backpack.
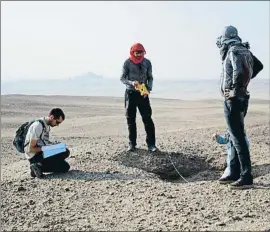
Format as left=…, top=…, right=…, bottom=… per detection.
left=242, top=42, right=263, bottom=79
left=251, top=53, right=263, bottom=79
left=13, top=119, right=46, bottom=154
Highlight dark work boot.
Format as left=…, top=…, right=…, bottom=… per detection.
left=148, top=145, right=158, bottom=152
left=127, top=144, right=136, bottom=152
left=218, top=175, right=239, bottom=184
left=229, top=177, right=254, bottom=189
left=30, top=169, right=36, bottom=178
left=30, top=162, right=44, bottom=178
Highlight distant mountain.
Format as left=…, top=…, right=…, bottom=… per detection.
left=68, top=72, right=103, bottom=81
left=1, top=72, right=269, bottom=100
left=1, top=72, right=125, bottom=97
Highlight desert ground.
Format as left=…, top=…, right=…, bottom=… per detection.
left=1, top=94, right=270, bottom=231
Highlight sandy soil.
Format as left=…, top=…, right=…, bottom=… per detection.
left=1, top=94, right=270, bottom=231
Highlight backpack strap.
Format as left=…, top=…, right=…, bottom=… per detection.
left=37, top=119, right=46, bottom=138
left=24, top=120, right=46, bottom=148
left=24, top=119, right=45, bottom=147
left=37, top=119, right=47, bottom=145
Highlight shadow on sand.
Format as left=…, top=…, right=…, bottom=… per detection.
left=43, top=151, right=270, bottom=185
left=43, top=169, right=146, bottom=181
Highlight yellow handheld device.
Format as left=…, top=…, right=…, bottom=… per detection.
left=135, top=83, right=150, bottom=96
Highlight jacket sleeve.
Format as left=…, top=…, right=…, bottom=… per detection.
left=120, top=60, right=133, bottom=86
left=220, top=63, right=224, bottom=96
left=229, top=51, right=244, bottom=96
left=147, top=60, right=153, bottom=91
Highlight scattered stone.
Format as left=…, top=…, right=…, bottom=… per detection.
left=215, top=222, right=226, bottom=226
left=242, top=212, right=254, bottom=218
left=232, top=215, right=242, bottom=221
left=158, top=193, right=166, bottom=197
left=17, top=186, right=26, bottom=192
left=42, top=224, right=49, bottom=228
left=28, top=200, right=35, bottom=205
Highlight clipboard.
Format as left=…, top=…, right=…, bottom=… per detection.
left=41, top=143, right=67, bottom=159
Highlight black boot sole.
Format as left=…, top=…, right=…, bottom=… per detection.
left=219, top=180, right=235, bottom=184
left=127, top=147, right=136, bottom=152
left=229, top=184, right=254, bottom=189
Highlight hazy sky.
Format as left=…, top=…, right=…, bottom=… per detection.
left=1, top=1, right=269, bottom=81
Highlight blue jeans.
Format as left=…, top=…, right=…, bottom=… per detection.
left=219, top=136, right=250, bottom=178
left=223, top=96, right=252, bottom=181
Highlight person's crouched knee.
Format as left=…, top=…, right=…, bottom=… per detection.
left=63, top=161, right=70, bottom=172
left=64, top=148, right=70, bottom=159
left=58, top=161, right=70, bottom=173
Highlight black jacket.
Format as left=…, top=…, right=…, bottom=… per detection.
left=220, top=44, right=254, bottom=97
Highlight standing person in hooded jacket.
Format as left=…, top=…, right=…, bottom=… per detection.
left=120, top=43, right=157, bottom=152
left=216, top=25, right=263, bottom=189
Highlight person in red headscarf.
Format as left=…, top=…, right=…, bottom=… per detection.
left=129, top=43, right=146, bottom=65
left=120, top=43, right=157, bottom=152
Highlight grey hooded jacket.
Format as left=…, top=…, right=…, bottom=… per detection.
left=220, top=43, right=254, bottom=97
left=120, top=58, right=153, bottom=91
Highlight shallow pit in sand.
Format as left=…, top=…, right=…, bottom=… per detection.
left=115, top=148, right=212, bottom=181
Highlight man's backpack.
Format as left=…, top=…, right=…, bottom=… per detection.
left=13, top=119, right=46, bottom=154
left=251, top=53, right=263, bottom=79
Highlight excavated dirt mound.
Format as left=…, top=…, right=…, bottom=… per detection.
left=116, top=149, right=211, bottom=181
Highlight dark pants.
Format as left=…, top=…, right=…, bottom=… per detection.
left=125, top=90, right=156, bottom=147
left=29, top=149, right=70, bottom=173
left=223, top=136, right=250, bottom=178
left=226, top=140, right=240, bottom=178
left=224, top=96, right=252, bottom=181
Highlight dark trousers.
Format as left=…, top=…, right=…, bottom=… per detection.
left=125, top=90, right=156, bottom=147
left=29, top=149, right=70, bottom=173
left=225, top=135, right=250, bottom=178
left=227, top=140, right=240, bottom=178
left=224, top=96, right=252, bottom=181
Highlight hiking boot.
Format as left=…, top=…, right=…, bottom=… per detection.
left=30, top=163, right=44, bottom=178
left=127, top=145, right=136, bottom=152
left=218, top=176, right=239, bottom=184
left=229, top=177, right=254, bottom=189
left=148, top=145, right=158, bottom=152
left=30, top=170, right=36, bottom=178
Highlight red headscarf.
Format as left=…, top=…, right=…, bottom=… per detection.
left=129, top=43, right=146, bottom=64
